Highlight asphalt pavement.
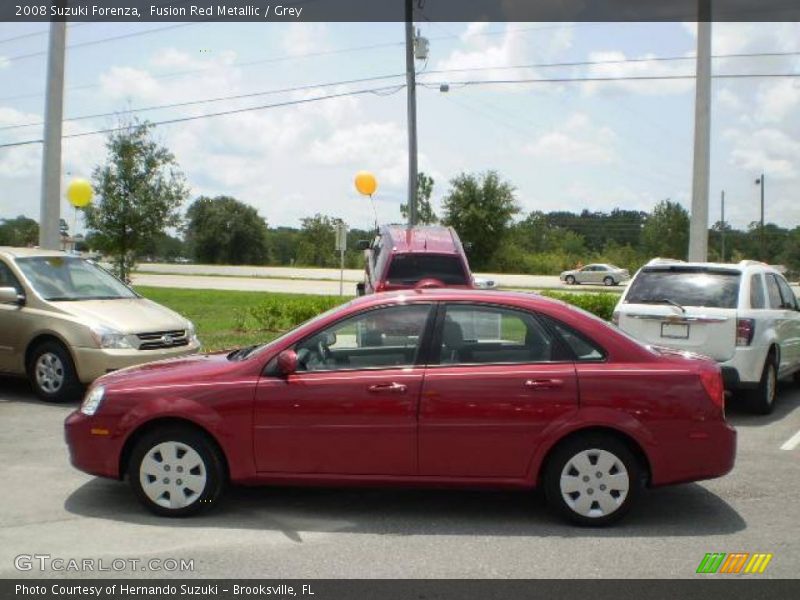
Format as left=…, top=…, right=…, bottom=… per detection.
left=0, top=375, right=798, bottom=579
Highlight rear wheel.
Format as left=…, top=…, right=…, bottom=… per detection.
left=565, top=275, right=576, bottom=285
left=544, top=434, right=641, bottom=526
left=128, top=426, right=226, bottom=517
left=27, top=340, right=83, bottom=403
left=748, top=357, right=777, bottom=415
left=603, top=276, right=614, bottom=286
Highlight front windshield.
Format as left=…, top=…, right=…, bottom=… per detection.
left=15, top=256, right=138, bottom=301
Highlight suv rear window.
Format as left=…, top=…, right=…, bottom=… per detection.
left=386, top=254, right=468, bottom=286
left=625, top=267, right=741, bottom=309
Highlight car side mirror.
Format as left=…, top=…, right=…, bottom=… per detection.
left=0, top=286, right=24, bottom=305
left=356, top=240, right=371, bottom=251
left=277, top=349, right=298, bottom=376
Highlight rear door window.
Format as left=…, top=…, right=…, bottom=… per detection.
left=625, top=267, right=741, bottom=309
left=766, top=274, right=783, bottom=309
left=386, top=254, right=468, bottom=286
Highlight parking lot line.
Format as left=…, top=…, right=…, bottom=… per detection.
left=780, top=429, right=800, bottom=451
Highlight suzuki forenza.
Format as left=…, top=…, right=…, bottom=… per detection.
left=65, top=289, right=736, bottom=526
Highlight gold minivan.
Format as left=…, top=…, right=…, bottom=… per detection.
left=0, top=247, right=200, bottom=402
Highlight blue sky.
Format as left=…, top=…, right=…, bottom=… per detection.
left=0, top=21, right=798, bottom=234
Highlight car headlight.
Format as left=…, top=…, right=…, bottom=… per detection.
left=90, top=325, right=133, bottom=349
left=80, top=385, right=105, bottom=416
left=186, top=321, right=200, bottom=344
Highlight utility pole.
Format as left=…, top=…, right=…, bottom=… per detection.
left=755, top=173, right=765, bottom=260
left=404, top=0, right=418, bottom=227
left=720, top=190, right=726, bottom=262
left=39, top=20, right=67, bottom=250
left=688, top=18, right=712, bottom=262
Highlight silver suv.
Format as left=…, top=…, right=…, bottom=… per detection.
left=613, top=259, right=800, bottom=414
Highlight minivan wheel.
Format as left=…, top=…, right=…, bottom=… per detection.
left=129, top=426, right=225, bottom=517
left=544, top=434, right=641, bottom=526
left=565, top=275, right=576, bottom=285
left=749, top=359, right=777, bottom=415
left=603, top=276, right=614, bottom=286
left=27, top=341, right=83, bottom=403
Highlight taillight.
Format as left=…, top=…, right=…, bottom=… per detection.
left=736, top=318, right=755, bottom=346
left=699, top=369, right=725, bottom=413
left=611, top=311, right=620, bottom=326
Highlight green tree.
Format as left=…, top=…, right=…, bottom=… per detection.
left=400, top=172, right=438, bottom=225
left=295, top=214, right=339, bottom=267
left=85, top=119, right=187, bottom=280
left=185, top=196, right=269, bottom=265
left=641, top=199, right=690, bottom=260
left=0, top=216, right=39, bottom=246
left=441, top=171, right=519, bottom=269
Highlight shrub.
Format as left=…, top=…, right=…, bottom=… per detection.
left=538, top=291, right=619, bottom=321
left=247, top=295, right=347, bottom=331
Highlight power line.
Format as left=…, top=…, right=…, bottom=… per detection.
left=0, top=83, right=407, bottom=150
left=0, top=72, right=407, bottom=132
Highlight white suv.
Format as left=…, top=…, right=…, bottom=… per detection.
left=613, top=259, right=800, bottom=414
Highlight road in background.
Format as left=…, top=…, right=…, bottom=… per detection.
left=132, top=264, right=624, bottom=295
left=1, top=377, right=798, bottom=578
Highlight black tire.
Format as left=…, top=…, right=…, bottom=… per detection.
left=565, top=275, right=576, bottom=285
left=27, top=340, right=83, bottom=403
left=793, top=370, right=800, bottom=385
left=748, top=357, right=778, bottom=415
left=128, top=425, right=226, bottom=517
left=603, top=276, right=614, bottom=286
left=544, top=434, right=642, bottom=526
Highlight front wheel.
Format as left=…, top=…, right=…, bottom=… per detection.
left=748, top=358, right=777, bottom=415
left=129, top=426, right=226, bottom=517
left=27, top=340, right=83, bottom=403
left=544, top=434, right=641, bottom=526
left=565, top=275, right=576, bottom=285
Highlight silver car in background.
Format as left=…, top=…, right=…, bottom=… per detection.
left=560, top=263, right=630, bottom=286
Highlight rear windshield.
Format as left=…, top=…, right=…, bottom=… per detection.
left=386, top=254, right=468, bottom=286
left=625, top=267, right=741, bottom=309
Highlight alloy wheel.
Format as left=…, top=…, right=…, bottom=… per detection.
left=35, top=352, right=65, bottom=394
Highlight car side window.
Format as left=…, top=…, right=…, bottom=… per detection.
left=766, top=274, right=784, bottom=309
left=294, top=304, right=432, bottom=372
left=775, top=276, right=798, bottom=310
left=0, top=261, right=23, bottom=294
left=436, top=304, right=559, bottom=365
left=749, top=274, right=766, bottom=309
left=545, top=318, right=606, bottom=362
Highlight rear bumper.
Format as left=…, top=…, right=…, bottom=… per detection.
left=719, top=345, right=770, bottom=389
left=650, top=421, right=737, bottom=486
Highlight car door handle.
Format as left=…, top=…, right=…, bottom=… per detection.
left=368, top=382, right=407, bottom=394
left=524, top=378, right=564, bottom=390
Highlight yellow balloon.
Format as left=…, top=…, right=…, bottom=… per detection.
left=66, top=178, right=93, bottom=208
left=354, top=171, right=378, bottom=196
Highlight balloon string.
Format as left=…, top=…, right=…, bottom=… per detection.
left=369, top=195, right=378, bottom=233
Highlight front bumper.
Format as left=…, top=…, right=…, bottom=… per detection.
left=72, top=339, right=201, bottom=383
left=64, top=410, right=124, bottom=479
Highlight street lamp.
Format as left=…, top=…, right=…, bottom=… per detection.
left=755, top=174, right=765, bottom=260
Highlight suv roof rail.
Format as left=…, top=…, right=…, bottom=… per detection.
left=738, top=259, right=768, bottom=267
left=646, top=257, right=685, bottom=265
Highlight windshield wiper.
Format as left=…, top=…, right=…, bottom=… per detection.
left=638, top=298, right=686, bottom=313
left=227, top=344, right=260, bottom=361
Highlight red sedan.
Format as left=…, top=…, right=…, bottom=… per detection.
left=65, top=289, right=736, bottom=526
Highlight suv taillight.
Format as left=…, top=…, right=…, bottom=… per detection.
left=736, top=318, right=755, bottom=346
left=699, top=369, right=725, bottom=413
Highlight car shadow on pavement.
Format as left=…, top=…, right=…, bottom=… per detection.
left=65, top=478, right=745, bottom=541
left=0, top=375, right=79, bottom=407
left=725, top=381, right=799, bottom=427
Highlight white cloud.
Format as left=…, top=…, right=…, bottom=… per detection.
left=524, top=113, right=616, bottom=165
left=582, top=50, right=694, bottom=96
left=755, top=79, right=800, bottom=124
left=98, top=67, right=161, bottom=102
left=725, top=127, right=800, bottom=180
left=281, top=23, right=329, bottom=56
